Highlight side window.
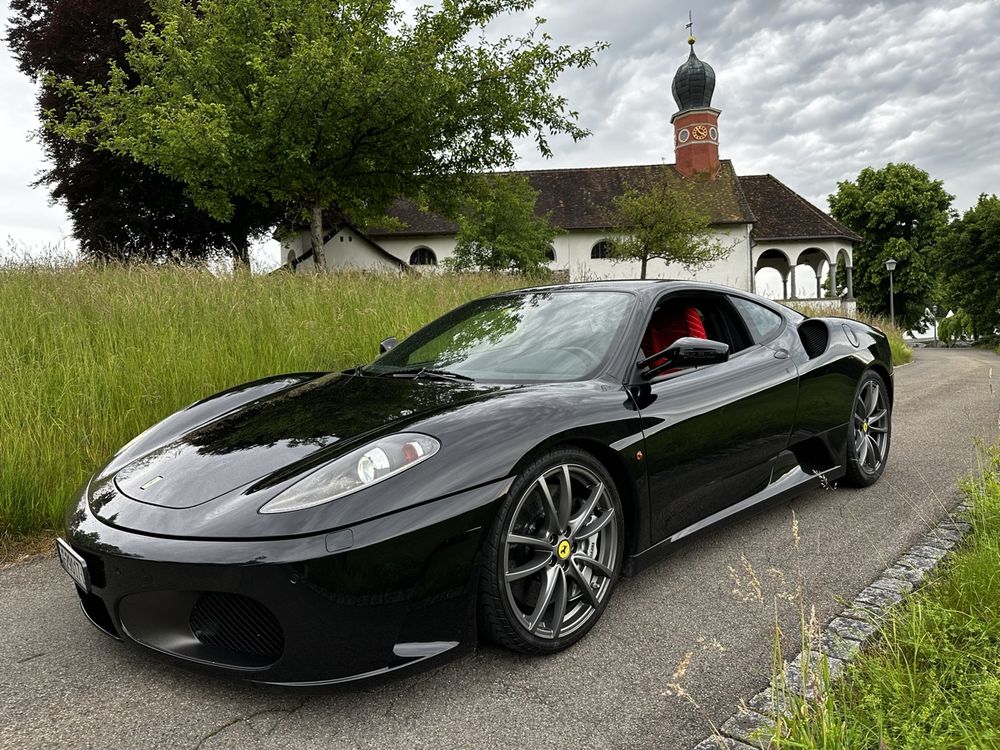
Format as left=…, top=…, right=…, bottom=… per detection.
left=640, top=293, right=752, bottom=365
left=730, top=296, right=784, bottom=344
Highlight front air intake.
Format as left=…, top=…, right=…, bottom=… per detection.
left=190, top=592, right=284, bottom=661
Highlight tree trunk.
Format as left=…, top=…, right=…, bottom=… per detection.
left=310, top=205, right=327, bottom=273
left=229, top=201, right=252, bottom=273
left=231, top=235, right=251, bottom=272
left=640, top=255, right=648, bottom=280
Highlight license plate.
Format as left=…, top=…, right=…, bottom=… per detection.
left=56, top=538, right=90, bottom=593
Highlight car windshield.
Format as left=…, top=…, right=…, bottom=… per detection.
left=364, top=290, right=635, bottom=383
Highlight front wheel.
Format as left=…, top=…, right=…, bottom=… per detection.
left=843, top=371, right=891, bottom=487
left=478, top=448, right=624, bottom=654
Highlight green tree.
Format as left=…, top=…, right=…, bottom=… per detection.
left=829, top=163, right=953, bottom=329
left=937, top=309, right=974, bottom=346
left=48, top=0, right=604, bottom=272
left=608, top=170, right=732, bottom=279
left=936, top=195, right=1000, bottom=337
left=446, top=174, right=560, bottom=275
left=6, top=0, right=279, bottom=267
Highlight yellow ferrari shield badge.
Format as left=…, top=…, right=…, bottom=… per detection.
left=557, top=540, right=571, bottom=559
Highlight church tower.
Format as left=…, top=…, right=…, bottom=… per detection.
left=671, top=33, right=720, bottom=179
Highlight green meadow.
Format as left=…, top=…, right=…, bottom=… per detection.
left=0, top=265, right=911, bottom=539
left=0, top=265, right=522, bottom=537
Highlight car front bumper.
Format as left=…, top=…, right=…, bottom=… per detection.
left=63, top=477, right=511, bottom=685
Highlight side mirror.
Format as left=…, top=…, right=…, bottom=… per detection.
left=379, top=336, right=398, bottom=355
left=638, top=337, right=729, bottom=379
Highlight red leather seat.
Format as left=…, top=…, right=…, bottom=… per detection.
left=641, top=304, right=707, bottom=366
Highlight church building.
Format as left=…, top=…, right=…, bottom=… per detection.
left=282, top=35, right=860, bottom=308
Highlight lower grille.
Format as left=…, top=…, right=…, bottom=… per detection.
left=189, top=592, right=284, bottom=661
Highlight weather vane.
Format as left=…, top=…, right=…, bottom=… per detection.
left=686, top=10, right=696, bottom=44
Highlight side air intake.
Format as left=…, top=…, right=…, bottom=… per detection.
left=798, top=320, right=830, bottom=359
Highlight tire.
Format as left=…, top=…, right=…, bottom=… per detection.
left=478, top=447, right=624, bottom=654
left=842, top=370, right=891, bottom=487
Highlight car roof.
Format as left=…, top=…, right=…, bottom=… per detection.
left=491, top=279, right=758, bottom=303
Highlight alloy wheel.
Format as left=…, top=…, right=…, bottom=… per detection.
left=853, top=379, right=889, bottom=474
left=502, top=463, right=619, bottom=640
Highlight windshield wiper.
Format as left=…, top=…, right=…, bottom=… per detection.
left=388, top=367, right=475, bottom=382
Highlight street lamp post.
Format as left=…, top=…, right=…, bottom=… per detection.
left=885, top=258, right=898, bottom=325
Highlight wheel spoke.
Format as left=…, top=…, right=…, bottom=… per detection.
left=869, top=424, right=889, bottom=433
left=574, top=553, right=613, bottom=579
left=857, top=432, right=870, bottom=466
left=567, top=561, right=600, bottom=608
left=535, top=477, right=560, bottom=535
left=868, top=409, right=888, bottom=425
left=507, top=532, right=551, bottom=550
left=864, top=382, right=878, bottom=415
left=527, top=565, right=559, bottom=632
left=569, top=481, right=604, bottom=537
left=506, top=552, right=553, bottom=582
left=866, top=435, right=881, bottom=467
left=556, top=465, right=573, bottom=531
left=577, top=507, right=615, bottom=540
left=549, top=568, right=569, bottom=639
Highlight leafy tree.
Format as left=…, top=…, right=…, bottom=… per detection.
left=446, top=174, right=560, bottom=275
left=937, top=194, right=1000, bottom=336
left=48, top=0, right=603, bottom=272
left=607, top=170, right=733, bottom=279
left=828, top=163, right=953, bottom=329
left=937, top=309, right=974, bottom=346
left=6, top=0, right=275, bottom=266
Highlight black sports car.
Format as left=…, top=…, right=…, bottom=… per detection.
left=58, top=280, right=893, bottom=685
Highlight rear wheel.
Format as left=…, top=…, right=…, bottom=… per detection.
left=478, top=448, right=623, bottom=654
left=843, top=371, right=891, bottom=487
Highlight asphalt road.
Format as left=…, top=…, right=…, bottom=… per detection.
left=2, top=347, right=998, bottom=750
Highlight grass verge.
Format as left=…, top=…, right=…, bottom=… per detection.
left=0, top=265, right=524, bottom=537
left=771, top=444, right=1000, bottom=749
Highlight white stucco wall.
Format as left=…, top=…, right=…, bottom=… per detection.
left=368, top=223, right=754, bottom=290
left=283, top=226, right=403, bottom=272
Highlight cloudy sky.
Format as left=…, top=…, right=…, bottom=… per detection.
left=1, top=0, right=998, bottom=269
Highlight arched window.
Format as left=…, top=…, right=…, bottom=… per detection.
left=591, top=240, right=612, bottom=259
left=409, top=247, right=437, bottom=266
left=545, top=246, right=556, bottom=262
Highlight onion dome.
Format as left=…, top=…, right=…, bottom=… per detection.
left=671, top=37, right=716, bottom=111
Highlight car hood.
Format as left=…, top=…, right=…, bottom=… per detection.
left=106, top=372, right=511, bottom=510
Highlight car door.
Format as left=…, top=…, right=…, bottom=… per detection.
left=631, top=290, right=799, bottom=544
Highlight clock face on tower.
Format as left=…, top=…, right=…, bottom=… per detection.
left=692, top=124, right=709, bottom=140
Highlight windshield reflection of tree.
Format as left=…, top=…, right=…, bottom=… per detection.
left=406, top=295, right=538, bottom=368
left=403, top=292, right=631, bottom=378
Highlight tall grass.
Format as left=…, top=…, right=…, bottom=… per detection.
left=771, top=444, right=1000, bottom=749
left=0, top=266, right=523, bottom=537
left=791, top=304, right=913, bottom=365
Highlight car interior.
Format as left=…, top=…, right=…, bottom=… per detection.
left=639, top=294, right=753, bottom=372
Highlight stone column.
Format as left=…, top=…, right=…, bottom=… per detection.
left=789, top=265, right=798, bottom=299
left=815, top=273, right=823, bottom=299
left=829, top=262, right=838, bottom=298
left=781, top=274, right=789, bottom=300
left=845, top=266, right=855, bottom=299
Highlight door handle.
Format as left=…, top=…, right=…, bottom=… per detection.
left=773, top=348, right=790, bottom=360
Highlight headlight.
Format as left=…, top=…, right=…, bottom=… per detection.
left=258, top=433, right=440, bottom=514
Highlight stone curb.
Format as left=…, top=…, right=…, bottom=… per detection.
left=691, top=501, right=974, bottom=750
